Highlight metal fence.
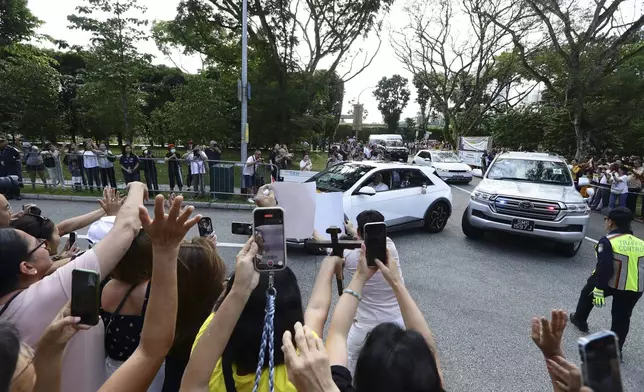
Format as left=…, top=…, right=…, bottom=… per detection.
left=19, top=154, right=279, bottom=199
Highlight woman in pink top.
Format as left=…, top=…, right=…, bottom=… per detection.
left=0, top=183, right=149, bottom=392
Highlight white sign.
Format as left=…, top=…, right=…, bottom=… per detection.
left=459, top=150, right=484, bottom=167
left=459, top=136, right=492, bottom=152
left=314, top=192, right=345, bottom=240
left=272, top=182, right=317, bottom=240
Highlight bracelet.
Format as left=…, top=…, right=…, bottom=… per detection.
left=342, top=289, right=362, bottom=301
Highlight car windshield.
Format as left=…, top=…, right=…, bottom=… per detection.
left=487, top=158, right=573, bottom=185
left=385, top=140, right=403, bottom=147
left=432, top=152, right=461, bottom=163
left=306, top=163, right=373, bottom=192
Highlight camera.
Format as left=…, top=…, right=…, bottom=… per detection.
left=231, top=222, right=253, bottom=236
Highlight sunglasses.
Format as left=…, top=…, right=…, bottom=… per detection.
left=26, top=238, right=48, bottom=260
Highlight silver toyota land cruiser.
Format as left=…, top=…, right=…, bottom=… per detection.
left=461, top=152, right=589, bottom=257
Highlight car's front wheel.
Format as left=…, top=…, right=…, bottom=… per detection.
left=461, top=209, right=484, bottom=239
left=424, top=202, right=450, bottom=233
left=558, top=240, right=583, bottom=258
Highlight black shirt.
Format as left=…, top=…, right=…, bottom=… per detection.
left=331, top=366, right=355, bottom=392
left=119, top=154, right=139, bottom=170
left=205, top=148, right=221, bottom=164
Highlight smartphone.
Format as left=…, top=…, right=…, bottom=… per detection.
left=578, top=331, right=624, bottom=392
left=71, top=269, right=100, bottom=326
left=364, top=222, right=387, bottom=267
left=232, top=222, right=253, bottom=236
left=252, top=207, right=286, bottom=272
left=64, top=231, right=77, bottom=251
left=198, top=217, right=214, bottom=237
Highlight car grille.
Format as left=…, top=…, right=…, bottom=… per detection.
left=492, top=197, right=560, bottom=221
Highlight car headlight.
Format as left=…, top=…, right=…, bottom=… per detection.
left=436, top=167, right=449, bottom=172
left=472, top=190, right=496, bottom=202
left=564, top=203, right=589, bottom=215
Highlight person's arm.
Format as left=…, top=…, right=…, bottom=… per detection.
left=530, top=310, right=569, bottom=392
left=305, top=256, right=343, bottom=338
left=375, top=252, right=443, bottom=382
left=99, top=195, right=200, bottom=392
left=326, top=246, right=375, bottom=367
left=56, top=209, right=105, bottom=236
left=33, top=302, right=89, bottom=392
left=92, top=183, right=147, bottom=278
left=246, top=158, right=254, bottom=166
left=132, top=156, right=140, bottom=171
left=180, top=238, right=260, bottom=392
left=593, top=237, right=614, bottom=290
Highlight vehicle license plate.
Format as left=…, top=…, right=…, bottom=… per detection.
left=512, top=218, right=534, bottom=232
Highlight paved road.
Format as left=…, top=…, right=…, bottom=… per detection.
left=22, top=179, right=644, bottom=392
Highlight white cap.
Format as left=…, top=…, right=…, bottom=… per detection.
left=87, top=216, right=117, bottom=244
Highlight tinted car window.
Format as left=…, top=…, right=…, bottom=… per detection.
left=487, top=158, right=573, bottom=186
left=306, top=163, right=373, bottom=192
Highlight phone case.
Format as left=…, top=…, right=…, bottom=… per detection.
left=253, top=207, right=287, bottom=272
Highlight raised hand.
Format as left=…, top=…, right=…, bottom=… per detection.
left=139, top=194, right=201, bottom=251
left=99, top=187, right=125, bottom=216
left=546, top=356, right=588, bottom=392
left=374, top=248, right=401, bottom=287
left=232, top=237, right=260, bottom=294
left=254, top=184, right=276, bottom=208
left=356, top=243, right=377, bottom=282
left=282, top=322, right=339, bottom=392
left=37, top=301, right=90, bottom=350
left=531, top=309, right=567, bottom=359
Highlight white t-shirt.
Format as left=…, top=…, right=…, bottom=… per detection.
left=363, top=146, right=371, bottom=159
left=612, top=175, right=628, bottom=194
left=83, top=150, right=99, bottom=168
left=300, top=159, right=311, bottom=171
left=0, top=250, right=106, bottom=392
left=600, top=172, right=610, bottom=185
left=343, top=238, right=403, bottom=324
left=188, top=152, right=207, bottom=174
left=369, top=182, right=389, bottom=192
left=243, top=156, right=256, bottom=176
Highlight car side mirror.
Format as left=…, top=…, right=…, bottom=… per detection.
left=358, top=186, right=376, bottom=196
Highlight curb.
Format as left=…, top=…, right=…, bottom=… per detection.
left=20, top=193, right=255, bottom=211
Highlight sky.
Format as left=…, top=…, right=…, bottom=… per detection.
left=27, top=0, right=421, bottom=124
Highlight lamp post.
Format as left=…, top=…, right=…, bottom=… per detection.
left=240, top=0, right=249, bottom=163
left=353, top=86, right=375, bottom=140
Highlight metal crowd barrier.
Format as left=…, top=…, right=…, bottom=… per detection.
left=21, top=153, right=280, bottom=200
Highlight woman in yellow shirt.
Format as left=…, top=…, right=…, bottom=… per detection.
left=181, top=238, right=342, bottom=392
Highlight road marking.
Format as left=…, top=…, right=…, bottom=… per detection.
left=449, top=185, right=601, bottom=244
left=217, top=242, right=245, bottom=248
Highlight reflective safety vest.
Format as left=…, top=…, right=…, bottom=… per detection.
left=604, top=233, right=644, bottom=292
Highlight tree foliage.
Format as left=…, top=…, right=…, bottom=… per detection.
left=373, top=75, right=410, bottom=131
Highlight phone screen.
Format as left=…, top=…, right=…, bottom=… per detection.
left=253, top=208, right=286, bottom=271
left=198, top=217, right=214, bottom=237
left=364, top=222, right=387, bottom=267
left=71, top=269, right=100, bottom=326
left=232, top=222, right=253, bottom=236
left=580, top=333, right=623, bottom=392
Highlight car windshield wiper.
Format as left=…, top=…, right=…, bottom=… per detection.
left=489, top=177, right=532, bottom=182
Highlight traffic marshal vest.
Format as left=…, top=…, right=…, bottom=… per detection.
left=604, top=233, right=644, bottom=293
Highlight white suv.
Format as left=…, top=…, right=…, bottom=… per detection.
left=461, top=152, right=589, bottom=257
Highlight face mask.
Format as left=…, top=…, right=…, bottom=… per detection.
left=171, top=149, right=176, bottom=153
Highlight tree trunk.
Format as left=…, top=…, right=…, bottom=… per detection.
left=442, top=110, right=450, bottom=142
left=572, top=100, right=586, bottom=160
left=121, top=90, right=129, bottom=144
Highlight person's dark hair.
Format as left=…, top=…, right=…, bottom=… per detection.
left=354, top=323, right=443, bottom=392
left=110, top=232, right=153, bottom=285
left=10, top=214, right=56, bottom=242
left=356, top=210, right=385, bottom=238
left=170, top=237, right=226, bottom=361
left=0, top=228, right=31, bottom=297
left=221, top=267, right=303, bottom=377
left=123, top=144, right=132, bottom=154
left=0, top=322, right=21, bottom=391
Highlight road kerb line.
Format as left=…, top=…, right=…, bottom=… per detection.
left=449, top=185, right=600, bottom=244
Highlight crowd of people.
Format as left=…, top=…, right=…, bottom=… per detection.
left=0, top=181, right=609, bottom=392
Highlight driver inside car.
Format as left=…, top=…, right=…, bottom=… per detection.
left=368, top=173, right=389, bottom=192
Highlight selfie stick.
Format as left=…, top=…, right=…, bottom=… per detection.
left=305, top=227, right=362, bottom=296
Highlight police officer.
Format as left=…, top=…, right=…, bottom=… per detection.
left=570, top=207, right=644, bottom=353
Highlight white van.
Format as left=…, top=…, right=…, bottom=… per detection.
left=368, top=134, right=408, bottom=161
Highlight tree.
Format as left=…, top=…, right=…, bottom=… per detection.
left=392, top=0, right=532, bottom=143
left=413, top=73, right=431, bottom=134
left=0, top=0, right=41, bottom=48
left=68, top=0, right=151, bottom=144
left=372, top=75, right=410, bottom=131
left=479, top=0, right=644, bottom=159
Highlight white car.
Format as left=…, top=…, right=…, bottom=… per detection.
left=301, top=161, right=452, bottom=238
left=413, top=150, right=473, bottom=183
